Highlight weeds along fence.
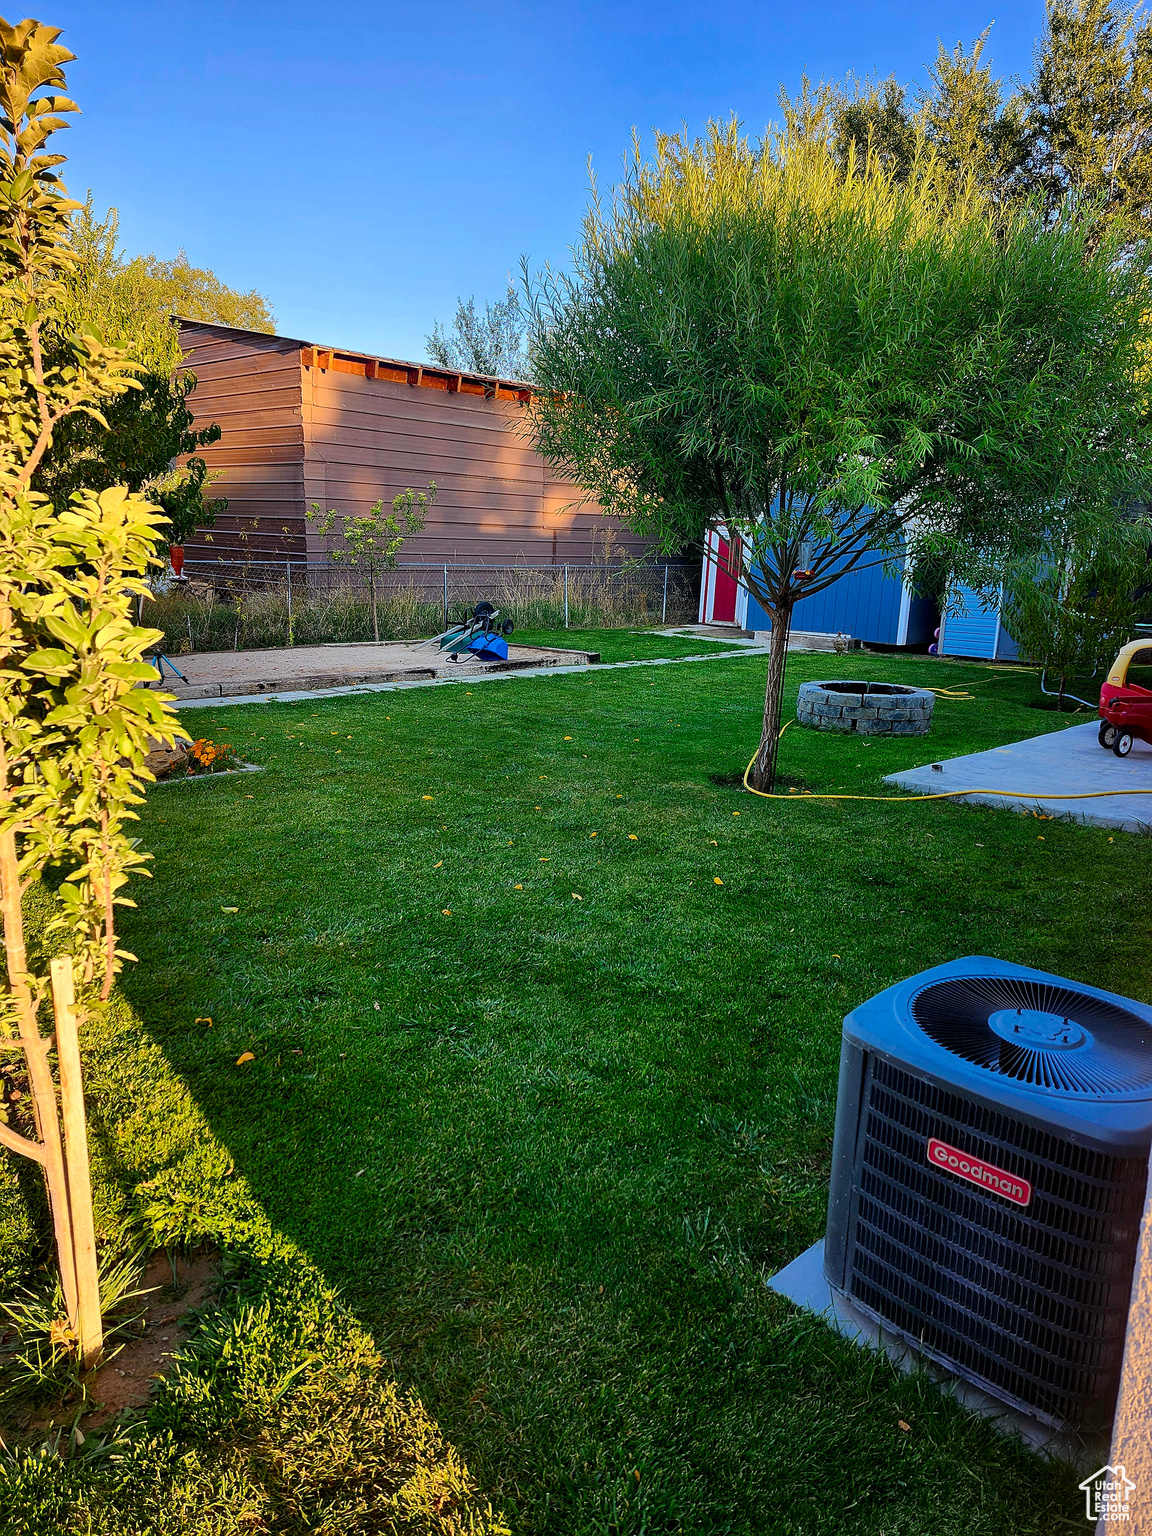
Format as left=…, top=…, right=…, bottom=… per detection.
left=145, top=561, right=700, bottom=654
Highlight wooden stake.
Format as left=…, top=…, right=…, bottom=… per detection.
left=51, top=955, right=102, bottom=1369
left=0, top=827, right=79, bottom=1329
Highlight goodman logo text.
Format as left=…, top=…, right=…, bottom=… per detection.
left=926, top=1137, right=1032, bottom=1208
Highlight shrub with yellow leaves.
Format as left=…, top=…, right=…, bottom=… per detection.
left=0, top=21, right=184, bottom=1366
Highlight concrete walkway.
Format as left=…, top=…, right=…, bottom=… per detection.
left=884, top=719, right=1152, bottom=833
left=150, top=638, right=600, bottom=701
left=654, top=623, right=763, bottom=646
left=655, top=624, right=853, bottom=652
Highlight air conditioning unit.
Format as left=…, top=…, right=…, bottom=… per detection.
left=824, top=956, right=1152, bottom=1431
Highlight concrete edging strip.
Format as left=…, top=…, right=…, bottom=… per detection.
left=150, top=763, right=265, bottom=786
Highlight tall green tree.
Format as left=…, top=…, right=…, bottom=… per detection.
left=31, top=370, right=223, bottom=544
left=427, top=282, right=531, bottom=379
left=918, top=28, right=1029, bottom=204
left=527, top=118, right=1152, bottom=789
left=833, top=30, right=1029, bottom=202
left=834, top=3, right=1152, bottom=249
left=1023, top=0, right=1152, bottom=251
left=63, top=198, right=274, bottom=375
left=832, top=76, right=920, bottom=181
left=23, top=199, right=276, bottom=543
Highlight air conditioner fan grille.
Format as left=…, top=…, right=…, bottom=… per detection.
left=910, top=976, right=1152, bottom=1094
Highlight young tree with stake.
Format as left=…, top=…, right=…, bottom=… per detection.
left=527, top=114, right=1152, bottom=789
left=0, top=19, right=184, bottom=1367
left=308, top=484, right=436, bottom=642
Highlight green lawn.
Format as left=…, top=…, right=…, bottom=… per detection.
left=514, top=625, right=753, bottom=662
left=81, top=649, right=1147, bottom=1531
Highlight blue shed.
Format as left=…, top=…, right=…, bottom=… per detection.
left=937, top=582, right=1021, bottom=661
left=733, top=547, right=937, bottom=646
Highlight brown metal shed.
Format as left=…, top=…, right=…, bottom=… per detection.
left=176, top=319, right=650, bottom=566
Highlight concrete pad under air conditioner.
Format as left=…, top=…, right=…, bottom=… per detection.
left=766, top=1239, right=1106, bottom=1470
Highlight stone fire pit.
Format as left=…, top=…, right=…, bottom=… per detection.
left=796, top=680, right=935, bottom=736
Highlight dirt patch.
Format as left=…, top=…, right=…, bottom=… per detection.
left=82, top=1247, right=219, bottom=1428
left=151, top=638, right=600, bottom=700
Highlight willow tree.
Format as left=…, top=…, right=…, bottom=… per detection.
left=527, top=116, right=1152, bottom=789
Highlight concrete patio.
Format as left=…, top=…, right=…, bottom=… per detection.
left=884, top=719, right=1152, bottom=832
left=146, top=638, right=600, bottom=702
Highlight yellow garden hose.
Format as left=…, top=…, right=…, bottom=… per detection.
left=745, top=712, right=1150, bottom=803
left=742, top=754, right=1152, bottom=803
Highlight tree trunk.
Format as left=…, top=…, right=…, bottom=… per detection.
left=749, top=603, right=792, bottom=793
left=370, top=571, right=379, bottom=643
left=1058, top=674, right=1067, bottom=712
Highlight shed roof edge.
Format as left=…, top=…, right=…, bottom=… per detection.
left=173, top=316, right=535, bottom=395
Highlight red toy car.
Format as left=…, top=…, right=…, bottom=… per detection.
left=1098, top=639, right=1152, bottom=757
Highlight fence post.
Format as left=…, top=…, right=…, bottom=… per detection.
left=443, top=564, right=449, bottom=629
left=286, top=560, right=293, bottom=645
left=662, top=565, right=669, bottom=624
left=564, top=565, right=569, bottom=629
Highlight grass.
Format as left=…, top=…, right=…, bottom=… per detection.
left=4, top=642, right=1142, bottom=1532
left=514, top=626, right=755, bottom=663
left=0, top=914, right=509, bottom=1536
left=0, top=1223, right=509, bottom=1534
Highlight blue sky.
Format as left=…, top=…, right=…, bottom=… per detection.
left=50, top=1, right=1046, bottom=362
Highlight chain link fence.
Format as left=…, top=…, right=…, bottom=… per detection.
left=146, top=560, right=700, bottom=654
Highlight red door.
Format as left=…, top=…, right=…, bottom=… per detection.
left=711, top=538, right=738, bottom=622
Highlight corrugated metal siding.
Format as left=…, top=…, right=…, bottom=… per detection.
left=302, top=364, right=646, bottom=563
left=939, top=583, right=1001, bottom=658
left=179, top=323, right=306, bottom=559
left=742, top=555, right=906, bottom=643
